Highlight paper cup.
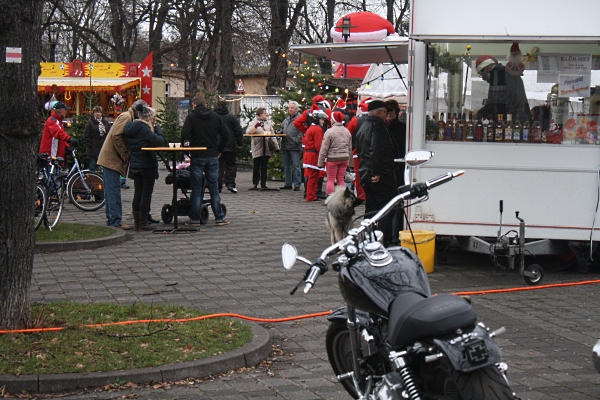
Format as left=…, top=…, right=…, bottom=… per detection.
left=175, top=143, right=181, bottom=148
left=169, top=143, right=175, bottom=148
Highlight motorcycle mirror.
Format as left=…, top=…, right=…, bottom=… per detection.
left=282, top=243, right=298, bottom=270
left=404, top=150, right=435, bottom=186
left=405, top=150, right=435, bottom=167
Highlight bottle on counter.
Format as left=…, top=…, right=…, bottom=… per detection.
left=455, top=113, right=465, bottom=141
left=504, top=114, right=513, bottom=142
left=475, top=113, right=484, bottom=142
left=437, top=112, right=445, bottom=141
left=445, top=113, right=455, bottom=141
left=513, top=117, right=522, bottom=143
left=495, top=114, right=505, bottom=142
left=486, top=116, right=495, bottom=142
left=466, top=112, right=475, bottom=141
left=532, top=115, right=542, bottom=143
left=522, top=115, right=531, bottom=142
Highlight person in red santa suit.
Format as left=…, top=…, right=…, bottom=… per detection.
left=295, top=95, right=331, bottom=198
left=302, top=107, right=328, bottom=202
left=40, top=101, right=78, bottom=166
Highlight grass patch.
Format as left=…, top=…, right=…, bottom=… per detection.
left=0, top=302, right=252, bottom=375
left=36, top=223, right=114, bottom=242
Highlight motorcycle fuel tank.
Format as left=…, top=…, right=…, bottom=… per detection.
left=338, top=246, right=431, bottom=316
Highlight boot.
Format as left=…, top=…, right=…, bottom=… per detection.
left=138, top=213, right=156, bottom=231
left=133, top=212, right=140, bottom=232
left=316, top=178, right=327, bottom=199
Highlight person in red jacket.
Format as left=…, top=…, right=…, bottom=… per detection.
left=302, top=107, right=327, bottom=202
left=40, top=102, right=77, bottom=164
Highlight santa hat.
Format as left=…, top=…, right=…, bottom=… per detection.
left=330, top=12, right=398, bottom=43
left=358, top=97, right=372, bottom=113
left=331, top=111, right=345, bottom=124
left=475, top=55, right=498, bottom=74
left=334, top=98, right=346, bottom=109
left=510, top=43, right=520, bottom=53
left=311, top=95, right=325, bottom=105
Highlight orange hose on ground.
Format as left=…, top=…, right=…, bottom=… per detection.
left=0, top=311, right=333, bottom=335
left=2, top=278, right=600, bottom=335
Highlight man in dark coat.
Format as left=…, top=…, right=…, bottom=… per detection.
left=181, top=96, right=230, bottom=226
left=83, top=105, right=111, bottom=171
left=214, top=100, right=242, bottom=193
left=355, top=100, right=398, bottom=247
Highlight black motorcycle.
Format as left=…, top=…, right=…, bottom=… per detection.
left=282, top=151, right=517, bottom=400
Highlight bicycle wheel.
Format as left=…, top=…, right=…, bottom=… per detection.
left=34, top=183, right=47, bottom=231
left=68, top=171, right=105, bottom=211
left=44, top=178, right=64, bottom=229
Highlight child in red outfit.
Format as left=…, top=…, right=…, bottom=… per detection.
left=302, top=108, right=327, bottom=202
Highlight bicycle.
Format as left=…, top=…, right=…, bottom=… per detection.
left=36, top=147, right=105, bottom=230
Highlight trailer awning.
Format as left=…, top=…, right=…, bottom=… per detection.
left=290, top=39, right=410, bottom=65
left=38, top=77, right=140, bottom=92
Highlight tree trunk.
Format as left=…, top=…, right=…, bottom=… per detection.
left=217, top=0, right=236, bottom=95
left=266, top=0, right=306, bottom=95
left=0, top=0, right=43, bottom=330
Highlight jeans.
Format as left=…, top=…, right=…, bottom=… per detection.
left=103, top=167, right=123, bottom=226
left=281, top=150, right=302, bottom=188
left=189, top=157, right=225, bottom=222
left=88, top=157, right=97, bottom=172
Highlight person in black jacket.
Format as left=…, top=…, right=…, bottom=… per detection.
left=83, top=106, right=111, bottom=171
left=124, top=105, right=164, bottom=231
left=385, top=99, right=406, bottom=246
left=355, top=100, right=398, bottom=247
left=215, top=100, right=242, bottom=193
left=181, top=96, right=230, bottom=226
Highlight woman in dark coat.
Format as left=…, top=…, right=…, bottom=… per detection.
left=83, top=106, right=111, bottom=171
left=124, top=105, right=164, bottom=231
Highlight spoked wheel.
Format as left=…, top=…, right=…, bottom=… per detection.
left=34, top=183, right=47, bottom=231
left=44, top=182, right=64, bottom=230
left=68, top=171, right=105, bottom=211
left=200, top=204, right=209, bottom=224
left=325, top=321, right=362, bottom=399
left=161, top=204, right=173, bottom=224
left=524, top=264, right=544, bottom=285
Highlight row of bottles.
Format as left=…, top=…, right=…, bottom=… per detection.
left=429, top=112, right=546, bottom=143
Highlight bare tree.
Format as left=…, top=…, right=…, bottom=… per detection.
left=0, top=0, right=43, bottom=329
left=266, top=0, right=306, bottom=94
left=217, top=0, right=237, bottom=95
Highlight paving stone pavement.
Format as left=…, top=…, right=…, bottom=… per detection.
left=29, top=167, right=600, bottom=399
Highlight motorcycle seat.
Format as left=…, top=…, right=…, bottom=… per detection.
left=388, top=293, right=476, bottom=349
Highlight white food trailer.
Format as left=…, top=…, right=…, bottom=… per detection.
left=291, top=0, right=600, bottom=280
left=406, top=0, right=600, bottom=278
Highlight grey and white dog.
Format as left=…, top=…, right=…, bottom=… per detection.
left=325, top=186, right=360, bottom=244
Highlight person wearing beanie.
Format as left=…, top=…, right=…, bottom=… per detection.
left=318, top=112, right=352, bottom=195
left=354, top=100, right=398, bottom=247
left=475, top=46, right=531, bottom=123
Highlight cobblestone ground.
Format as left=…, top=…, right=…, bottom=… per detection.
left=30, top=168, right=600, bottom=400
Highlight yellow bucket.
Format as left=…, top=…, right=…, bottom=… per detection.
left=400, top=230, right=436, bottom=273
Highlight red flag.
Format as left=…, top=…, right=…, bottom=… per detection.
left=140, top=53, right=153, bottom=106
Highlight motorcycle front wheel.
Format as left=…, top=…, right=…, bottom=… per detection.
left=432, top=360, right=516, bottom=400
left=325, top=321, right=362, bottom=399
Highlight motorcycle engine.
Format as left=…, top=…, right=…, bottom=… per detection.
left=374, top=372, right=404, bottom=400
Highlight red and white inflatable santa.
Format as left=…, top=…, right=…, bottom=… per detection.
left=330, top=12, right=399, bottom=79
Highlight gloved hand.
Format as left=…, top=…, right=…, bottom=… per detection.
left=255, top=122, right=262, bottom=128
left=67, top=137, right=79, bottom=147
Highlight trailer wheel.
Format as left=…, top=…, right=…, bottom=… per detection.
left=524, top=264, right=544, bottom=285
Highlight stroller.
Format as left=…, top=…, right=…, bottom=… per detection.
left=160, top=158, right=226, bottom=225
